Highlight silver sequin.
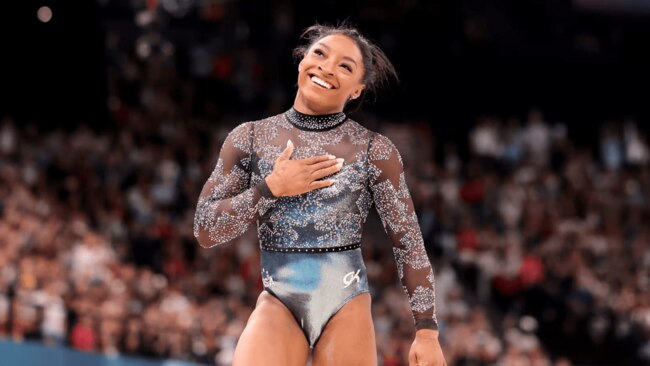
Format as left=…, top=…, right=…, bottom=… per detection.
left=193, top=110, right=438, bottom=330
left=285, top=107, right=347, bottom=130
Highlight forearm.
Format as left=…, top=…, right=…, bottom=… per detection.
left=194, top=180, right=276, bottom=247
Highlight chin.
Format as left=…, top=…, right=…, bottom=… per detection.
left=299, top=89, right=342, bottom=113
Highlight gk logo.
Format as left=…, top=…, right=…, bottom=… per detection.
left=343, top=269, right=361, bottom=288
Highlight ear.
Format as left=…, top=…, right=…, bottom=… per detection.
left=351, top=85, right=366, bottom=99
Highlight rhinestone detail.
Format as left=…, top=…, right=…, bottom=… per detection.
left=260, top=243, right=361, bottom=253
left=193, top=112, right=438, bottom=331
left=285, top=108, right=347, bottom=131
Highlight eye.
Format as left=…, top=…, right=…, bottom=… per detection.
left=313, top=48, right=325, bottom=57
left=340, top=63, right=353, bottom=72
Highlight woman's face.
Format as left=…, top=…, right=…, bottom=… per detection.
left=294, top=34, right=366, bottom=114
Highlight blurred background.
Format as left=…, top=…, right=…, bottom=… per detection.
left=1, top=0, right=650, bottom=365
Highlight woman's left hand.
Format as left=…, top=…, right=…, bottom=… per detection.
left=408, top=329, right=447, bottom=366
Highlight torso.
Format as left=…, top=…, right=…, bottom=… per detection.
left=245, top=113, right=376, bottom=249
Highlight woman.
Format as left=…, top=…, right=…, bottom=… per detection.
left=194, top=23, right=446, bottom=366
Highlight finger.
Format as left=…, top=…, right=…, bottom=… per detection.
left=307, top=179, right=335, bottom=191
left=276, top=139, right=294, bottom=162
left=303, top=154, right=336, bottom=165
left=408, top=350, right=417, bottom=366
left=311, top=161, right=343, bottom=179
left=309, top=158, right=342, bottom=172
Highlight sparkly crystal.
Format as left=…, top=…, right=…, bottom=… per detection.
left=193, top=109, right=438, bottom=330
left=285, top=107, right=347, bottom=131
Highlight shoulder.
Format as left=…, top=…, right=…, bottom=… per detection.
left=226, top=122, right=254, bottom=150
left=341, top=117, right=383, bottom=144
left=227, top=113, right=283, bottom=140
left=368, top=131, right=395, bottom=148
left=343, top=117, right=400, bottom=160
left=368, top=131, right=400, bottom=161
left=343, top=117, right=371, bottom=133
left=225, top=113, right=285, bottom=153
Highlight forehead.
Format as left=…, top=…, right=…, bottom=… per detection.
left=310, top=34, right=363, bottom=62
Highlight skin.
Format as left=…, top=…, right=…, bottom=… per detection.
left=312, top=293, right=377, bottom=366
left=293, top=34, right=366, bottom=115
left=238, top=33, right=447, bottom=366
left=232, top=292, right=309, bottom=366
left=266, top=34, right=368, bottom=197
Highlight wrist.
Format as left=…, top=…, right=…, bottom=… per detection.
left=264, top=175, right=282, bottom=197
left=415, top=329, right=439, bottom=340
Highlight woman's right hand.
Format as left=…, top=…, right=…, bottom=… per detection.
left=264, top=140, right=343, bottom=197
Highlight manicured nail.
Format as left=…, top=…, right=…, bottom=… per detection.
left=287, top=139, right=293, bottom=147
left=328, top=155, right=336, bottom=159
left=336, top=158, right=344, bottom=163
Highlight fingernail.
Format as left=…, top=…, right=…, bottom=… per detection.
left=336, top=162, right=343, bottom=169
left=330, top=179, right=337, bottom=184
left=336, top=158, right=344, bottom=163
left=287, top=139, right=293, bottom=147
left=328, top=155, right=336, bottom=159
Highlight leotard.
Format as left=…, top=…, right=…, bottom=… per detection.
left=194, top=108, right=438, bottom=347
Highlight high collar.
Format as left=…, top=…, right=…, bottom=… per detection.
left=284, top=107, right=347, bottom=131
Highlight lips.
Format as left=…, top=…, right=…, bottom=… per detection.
left=309, top=75, right=335, bottom=89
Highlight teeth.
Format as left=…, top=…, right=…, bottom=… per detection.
left=311, top=76, right=333, bottom=89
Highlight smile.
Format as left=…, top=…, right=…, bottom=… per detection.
left=310, top=75, right=334, bottom=89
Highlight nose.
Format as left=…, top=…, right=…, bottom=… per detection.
left=318, top=62, right=334, bottom=75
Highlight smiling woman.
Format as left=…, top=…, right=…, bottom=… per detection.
left=294, top=34, right=366, bottom=114
left=292, top=25, right=397, bottom=115
left=193, top=23, right=447, bottom=366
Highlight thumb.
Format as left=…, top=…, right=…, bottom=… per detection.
left=277, top=139, right=294, bottom=161
left=408, top=347, right=418, bottom=366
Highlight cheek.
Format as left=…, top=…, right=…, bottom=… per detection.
left=298, top=58, right=317, bottom=79
left=298, top=59, right=308, bottom=71
left=299, top=55, right=317, bottom=69
left=341, top=79, right=362, bottom=95
left=298, top=71, right=311, bottom=88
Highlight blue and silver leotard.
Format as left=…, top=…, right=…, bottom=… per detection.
left=194, top=108, right=438, bottom=347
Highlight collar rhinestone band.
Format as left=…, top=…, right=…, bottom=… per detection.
left=285, top=107, right=347, bottom=131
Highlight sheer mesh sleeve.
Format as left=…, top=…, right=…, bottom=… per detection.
left=368, top=133, right=438, bottom=330
left=193, top=122, right=277, bottom=248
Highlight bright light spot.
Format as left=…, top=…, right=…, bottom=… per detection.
left=161, top=0, right=192, bottom=17
left=136, top=40, right=151, bottom=59
left=37, top=6, right=53, bottom=23
left=519, top=315, right=538, bottom=332
left=135, top=9, right=155, bottom=27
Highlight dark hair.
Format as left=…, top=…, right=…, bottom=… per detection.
left=293, top=22, right=398, bottom=111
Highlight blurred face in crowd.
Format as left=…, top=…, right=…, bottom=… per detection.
left=294, top=34, right=366, bottom=115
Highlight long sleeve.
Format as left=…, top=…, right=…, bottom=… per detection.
left=368, top=133, right=438, bottom=330
left=193, top=122, right=277, bottom=248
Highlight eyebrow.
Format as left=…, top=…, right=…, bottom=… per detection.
left=316, top=42, right=358, bottom=66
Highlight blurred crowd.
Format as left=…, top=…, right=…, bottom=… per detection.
left=2, top=5, right=650, bottom=366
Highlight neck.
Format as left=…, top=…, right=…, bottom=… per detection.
left=293, top=95, right=343, bottom=115
left=284, top=107, right=347, bottom=131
